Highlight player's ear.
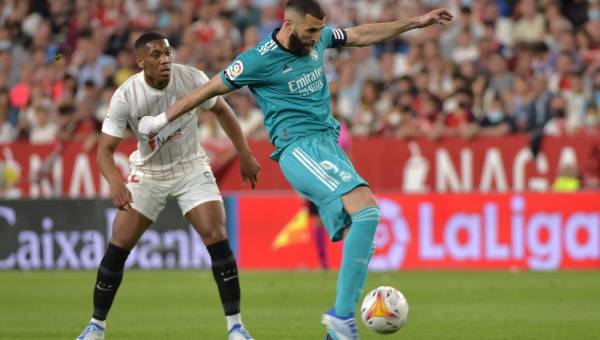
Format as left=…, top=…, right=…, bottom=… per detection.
left=135, top=55, right=144, bottom=69
left=282, top=18, right=294, bottom=33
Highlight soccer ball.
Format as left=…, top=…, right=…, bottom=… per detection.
left=360, top=286, right=409, bottom=334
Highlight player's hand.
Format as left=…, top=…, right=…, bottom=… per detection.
left=416, top=8, right=453, bottom=28
left=139, top=112, right=169, bottom=137
left=239, top=150, right=260, bottom=189
left=110, top=180, right=133, bottom=211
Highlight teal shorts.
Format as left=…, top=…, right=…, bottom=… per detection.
left=278, top=131, right=368, bottom=241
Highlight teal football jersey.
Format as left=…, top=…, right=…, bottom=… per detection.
left=220, top=26, right=347, bottom=160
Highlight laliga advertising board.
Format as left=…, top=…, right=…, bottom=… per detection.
left=237, top=193, right=600, bottom=271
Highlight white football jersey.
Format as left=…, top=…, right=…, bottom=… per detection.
left=102, top=63, right=217, bottom=180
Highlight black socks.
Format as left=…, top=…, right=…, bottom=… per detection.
left=207, top=239, right=241, bottom=316
left=92, top=243, right=130, bottom=321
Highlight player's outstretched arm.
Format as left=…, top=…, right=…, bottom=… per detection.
left=210, top=97, right=261, bottom=189
left=139, top=75, right=233, bottom=136
left=344, top=8, right=453, bottom=47
left=98, top=133, right=132, bottom=210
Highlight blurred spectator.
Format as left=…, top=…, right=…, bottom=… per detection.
left=9, top=63, right=34, bottom=110
left=485, top=53, right=513, bottom=97
left=29, top=101, right=57, bottom=144
left=95, top=84, right=116, bottom=122
left=256, top=4, right=280, bottom=39
left=441, top=6, right=482, bottom=57
left=478, top=95, right=515, bottom=136
left=239, top=25, right=260, bottom=53
left=0, top=89, right=17, bottom=143
left=513, top=0, right=546, bottom=44
left=114, top=49, right=136, bottom=86
left=55, top=103, right=77, bottom=141
left=584, top=70, right=600, bottom=132
left=544, top=95, right=570, bottom=136
left=72, top=30, right=117, bottom=88
left=523, top=75, right=554, bottom=132
left=443, top=89, right=478, bottom=139
left=552, top=162, right=581, bottom=192
left=73, top=99, right=101, bottom=144
left=105, top=18, right=132, bottom=56
left=381, top=105, right=415, bottom=139
left=482, top=1, right=513, bottom=48
left=506, top=75, right=531, bottom=128
left=230, top=92, right=267, bottom=139
left=563, top=72, right=586, bottom=133
left=351, top=80, right=384, bottom=136
left=19, top=85, right=49, bottom=130
left=548, top=52, right=577, bottom=92
left=199, top=111, right=226, bottom=142
left=414, top=92, right=444, bottom=140
left=233, top=0, right=262, bottom=34
left=452, top=29, right=479, bottom=64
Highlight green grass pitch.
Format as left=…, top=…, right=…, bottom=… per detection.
left=1, top=270, right=599, bottom=339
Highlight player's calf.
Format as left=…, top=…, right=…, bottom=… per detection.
left=206, top=239, right=254, bottom=339
left=335, top=206, right=380, bottom=317
left=207, top=239, right=241, bottom=316
left=93, top=243, right=130, bottom=321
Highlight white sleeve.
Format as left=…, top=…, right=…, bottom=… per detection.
left=101, top=89, right=130, bottom=138
left=192, top=69, right=218, bottom=110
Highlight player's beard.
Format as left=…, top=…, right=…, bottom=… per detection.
left=289, top=31, right=312, bottom=56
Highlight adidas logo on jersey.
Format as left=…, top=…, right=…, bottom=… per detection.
left=283, top=64, right=293, bottom=74
left=258, top=40, right=277, bottom=55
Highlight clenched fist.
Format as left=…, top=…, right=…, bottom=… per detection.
left=139, top=112, right=169, bottom=136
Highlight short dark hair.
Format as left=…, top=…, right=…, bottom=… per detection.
left=286, top=0, right=325, bottom=20
left=134, top=32, right=167, bottom=50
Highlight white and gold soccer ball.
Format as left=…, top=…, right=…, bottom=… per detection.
left=360, top=286, right=409, bottom=334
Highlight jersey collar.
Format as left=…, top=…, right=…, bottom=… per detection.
left=271, top=28, right=294, bottom=54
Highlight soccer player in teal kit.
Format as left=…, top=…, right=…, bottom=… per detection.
left=140, top=1, right=452, bottom=338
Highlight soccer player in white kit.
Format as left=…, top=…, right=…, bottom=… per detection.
left=76, top=32, right=259, bottom=340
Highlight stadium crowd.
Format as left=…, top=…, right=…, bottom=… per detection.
left=0, top=0, right=599, bottom=146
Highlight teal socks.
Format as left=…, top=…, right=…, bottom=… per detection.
left=334, top=206, right=380, bottom=317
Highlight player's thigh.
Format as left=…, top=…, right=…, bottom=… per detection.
left=172, top=169, right=226, bottom=245
left=112, top=178, right=170, bottom=249
left=110, top=209, right=153, bottom=250
left=185, top=201, right=227, bottom=246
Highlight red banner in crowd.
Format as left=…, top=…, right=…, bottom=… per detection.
left=0, top=140, right=237, bottom=198
left=218, top=135, right=600, bottom=192
left=0, top=135, right=598, bottom=197
left=237, top=193, right=600, bottom=271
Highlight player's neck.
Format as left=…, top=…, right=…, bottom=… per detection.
left=275, top=29, right=291, bottom=50
left=144, top=73, right=169, bottom=90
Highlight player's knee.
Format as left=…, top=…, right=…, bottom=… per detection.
left=110, top=220, right=140, bottom=250
left=109, top=236, right=136, bottom=251
left=199, top=226, right=227, bottom=245
left=343, top=186, right=378, bottom=215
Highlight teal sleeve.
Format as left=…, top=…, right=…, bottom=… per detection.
left=220, top=49, right=265, bottom=89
